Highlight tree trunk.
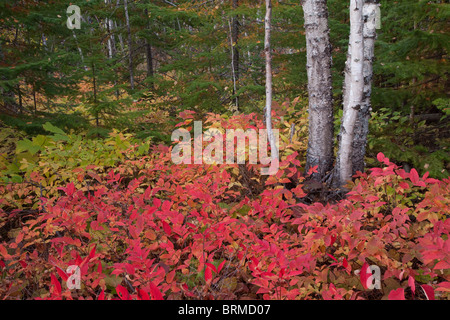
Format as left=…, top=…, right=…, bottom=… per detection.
left=264, top=0, right=278, bottom=163
left=105, top=0, right=116, bottom=59
left=33, top=87, right=37, bottom=113
left=92, top=63, right=99, bottom=127
left=17, top=83, right=23, bottom=114
left=124, top=0, right=134, bottom=90
left=229, top=0, right=240, bottom=110
left=336, top=0, right=365, bottom=186
left=351, top=1, right=379, bottom=175
left=145, top=8, right=155, bottom=91
left=302, top=0, right=334, bottom=179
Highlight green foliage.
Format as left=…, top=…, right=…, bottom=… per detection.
left=367, top=108, right=449, bottom=179
left=0, top=122, right=151, bottom=204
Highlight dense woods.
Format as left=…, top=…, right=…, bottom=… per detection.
left=0, top=0, right=449, bottom=301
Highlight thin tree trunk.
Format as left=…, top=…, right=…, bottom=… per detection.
left=336, top=0, right=365, bottom=186
left=228, top=20, right=238, bottom=112
left=17, top=83, right=23, bottom=114
left=228, top=0, right=239, bottom=111
left=145, top=8, right=155, bottom=91
left=302, top=0, right=334, bottom=179
left=105, top=3, right=113, bottom=59
left=108, top=2, right=117, bottom=59
left=92, top=63, right=99, bottom=127
left=265, top=0, right=278, bottom=162
left=351, top=0, right=379, bottom=175
left=124, top=0, right=134, bottom=90
left=232, top=0, right=239, bottom=85
left=33, top=87, right=37, bottom=113
left=116, top=20, right=125, bottom=52
left=115, top=0, right=125, bottom=53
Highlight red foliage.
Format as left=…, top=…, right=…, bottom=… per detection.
left=0, top=114, right=449, bottom=300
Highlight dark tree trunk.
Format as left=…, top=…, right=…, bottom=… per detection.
left=145, top=8, right=155, bottom=91
left=124, top=0, right=135, bottom=90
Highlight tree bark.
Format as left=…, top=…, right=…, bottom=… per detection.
left=145, top=8, right=155, bottom=91
left=229, top=0, right=240, bottom=110
left=336, top=0, right=365, bottom=186
left=351, top=1, right=379, bottom=175
left=105, top=0, right=116, bottom=59
left=124, top=0, right=135, bottom=90
left=17, top=83, right=23, bottom=114
left=264, top=0, right=278, bottom=163
left=302, top=0, right=334, bottom=179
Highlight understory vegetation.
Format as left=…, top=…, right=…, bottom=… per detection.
left=0, top=111, right=449, bottom=300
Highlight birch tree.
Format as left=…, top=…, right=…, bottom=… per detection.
left=335, top=0, right=365, bottom=186
left=302, top=0, right=334, bottom=179
left=264, top=0, right=278, bottom=163
left=351, top=1, right=379, bottom=175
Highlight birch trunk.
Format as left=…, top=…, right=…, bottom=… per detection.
left=351, top=1, right=379, bottom=174
left=124, top=0, right=135, bottom=90
left=302, top=0, right=334, bottom=179
left=264, top=0, right=278, bottom=161
left=105, top=0, right=117, bottom=59
left=336, top=0, right=365, bottom=186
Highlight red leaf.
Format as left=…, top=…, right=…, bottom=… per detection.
left=408, top=276, right=415, bottom=295
left=217, top=260, right=226, bottom=273
left=205, top=266, right=212, bottom=284
left=409, top=168, right=420, bottom=185
left=88, top=244, right=96, bottom=260
left=162, top=221, right=172, bottom=236
left=98, top=290, right=105, bottom=300
left=56, top=266, right=69, bottom=281
left=15, top=232, right=24, bottom=244
left=342, top=258, right=350, bottom=274
left=359, top=262, right=370, bottom=290
left=149, top=282, right=163, bottom=300
left=138, top=289, right=150, bottom=300
left=420, top=284, right=435, bottom=300
left=436, top=282, right=450, bottom=292
left=64, top=182, right=75, bottom=196
left=166, top=270, right=175, bottom=284
left=51, top=273, right=62, bottom=296
left=377, top=152, right=385, bottom=163
left=327, top=253, right=337, bottom=262
left=116, top=285, right=130, bottom=300
left=206, top=262, right=217, bottom=273
left=329, top=234, right=337, bottom=247
left=307, top=165, right=318, bottom=175
left=388, top=288, right=405, bottom=300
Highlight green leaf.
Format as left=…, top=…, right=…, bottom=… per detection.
left=16, top=139, right=41, bottom=155
left=43, top=122, right=66, bottom=136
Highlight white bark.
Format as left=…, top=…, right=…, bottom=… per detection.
left=264, top=0, right=278, bottom=162
left=302, top=0, right=334, bottom=179
left=351, top=1, right=378, bottom=174
left=337, top=0, right=365, bottom=186
left=228, top=19, right=238, bottom=112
